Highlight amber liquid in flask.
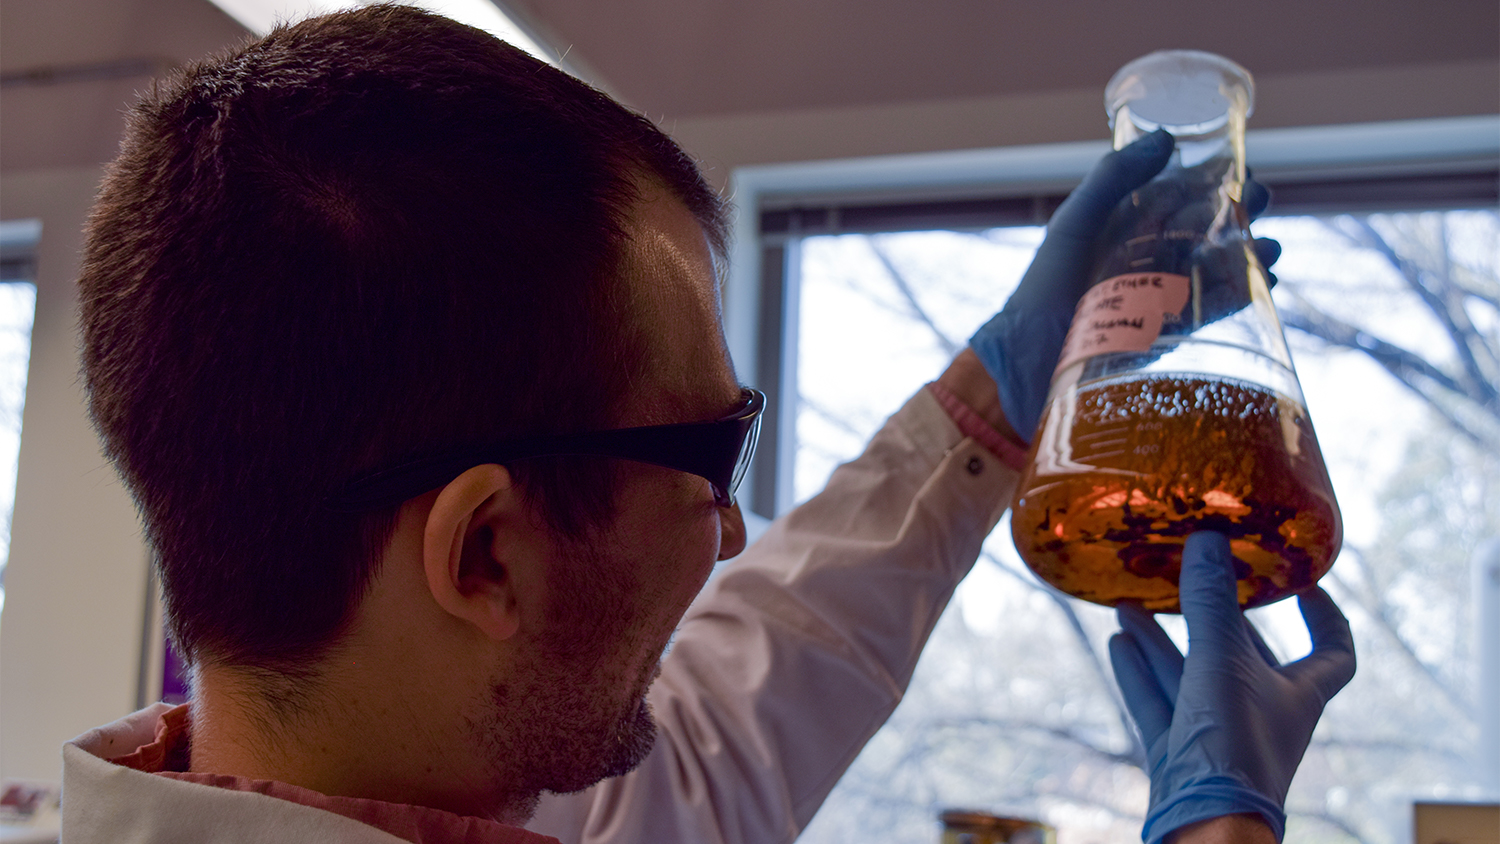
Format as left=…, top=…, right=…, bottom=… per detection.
left=1012, top=376, right=1341, bottom=610
left=1010, top=51, right=1342, bottom=611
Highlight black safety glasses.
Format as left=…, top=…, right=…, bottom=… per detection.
left=325, top=387, right=765, bottom=512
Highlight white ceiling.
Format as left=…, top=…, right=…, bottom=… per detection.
left=2, top=0, right=1497, bottom=175
left=504, top=0, right=1499, bottom=117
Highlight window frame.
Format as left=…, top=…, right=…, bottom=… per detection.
left=723, top=115, right=1500, bottom=519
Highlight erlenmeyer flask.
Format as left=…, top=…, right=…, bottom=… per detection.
left=1010, top=50, right=1341, bottom=611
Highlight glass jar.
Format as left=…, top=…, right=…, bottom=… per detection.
left=939, top=810, right=1053, bottom=844
left=1010, top=51, right=1341, bottom=611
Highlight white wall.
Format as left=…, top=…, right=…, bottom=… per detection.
left=0, top=165, right=151, bottom=783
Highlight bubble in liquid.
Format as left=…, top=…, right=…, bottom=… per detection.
left=1012, top=375, right=1341, bottom=611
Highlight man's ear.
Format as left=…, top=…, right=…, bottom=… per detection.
left=422, top=464, right=526, bottom=642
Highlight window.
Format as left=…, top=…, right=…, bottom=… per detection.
left=724, top=117, right=1500, bottom=843
left=0, top=219, right=40, bottom=617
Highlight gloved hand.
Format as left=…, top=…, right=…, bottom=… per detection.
left=968, top=130, right=1280, bottom=443
left=1108, top=532, right=1356, bottom=844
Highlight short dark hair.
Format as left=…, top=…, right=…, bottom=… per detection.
left=78, top=5, right=727, bottom=677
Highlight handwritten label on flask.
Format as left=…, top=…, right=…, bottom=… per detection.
left=1054, top=272, right=1191, bottom=375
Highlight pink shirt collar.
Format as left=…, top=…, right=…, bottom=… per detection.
left=108, top=704, right=560, bottom=844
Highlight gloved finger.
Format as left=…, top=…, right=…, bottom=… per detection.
left=1282, top=587, right=1357, bottom=697
left=1109, top=631, right=1175, bottom=746
left=1244, top=175, right=1271, bottom=219
left=1190, top=244, right=1255, bottom=324
left=1045, top=129, right=1174, bottom=243
left=1252, top=237, right=1281, bottom=271
left=1182, top=237, right=1280, bottom=326
left=1244, top=615, right=1282, bottom=667
left=1117, top=602, right=1184, bottom=706
left=1253, top=239, right=1281, bottom=291
left=1179, top=531, right=1250, bottom=654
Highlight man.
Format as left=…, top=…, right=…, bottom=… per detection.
left=65, top=6, right=1353, bottom=843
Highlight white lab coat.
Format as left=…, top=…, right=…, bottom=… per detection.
left=60, top=389, right=1018, bottom=843
left=527, top=389, right=1017, bottom=842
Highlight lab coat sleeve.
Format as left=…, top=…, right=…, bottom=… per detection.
left=526, top=386, right=1020, bottom=844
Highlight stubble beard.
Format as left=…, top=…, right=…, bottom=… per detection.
left=483, top=657, right=659, bottom=798
left=474, top=534, right=663, bottom=805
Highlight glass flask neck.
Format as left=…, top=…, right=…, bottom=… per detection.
left=1112, top=94, right=1248, bottom=182
left=1106, top=50, right=1253, bottom=181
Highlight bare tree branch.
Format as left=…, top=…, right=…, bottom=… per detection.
left=1331, top=218, right=1499, bottom=411
left=796, top=394, right=872, bottom=441
left=1309, top=736, right=1471, bottom=764
left=1325, top=562, right=1473, bottom=717
left=831, top=764, right=1147, bottom=834
left=1439, top=215, right=1500, bottom=391
left=867, top=238, right=963, bottom=357
left=1291, top=809, right=1375, bottom=844
left=1041, top=588, right=1146, bottom=767
left=1280, top=301, right=1465, bottom=394
left=1457, top=274, right=1500, bottom=310
left=978, top=550, right=1147, bottom=767
left=1279, top=300, right=1493, bottom=447
left=925, top=715, right=1140, bottom=766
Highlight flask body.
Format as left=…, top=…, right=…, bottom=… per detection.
left=1010, top=51, right=1342, bottom=611
left=1012, top=374, right=1340, bottom=610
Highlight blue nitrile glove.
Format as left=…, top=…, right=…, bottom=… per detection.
left=969, top=131, right=1280, bottom=443
left=1108, top=532, right=1356, bottom=844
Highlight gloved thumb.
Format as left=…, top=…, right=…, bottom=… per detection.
left=1178, top=531, right=1249, bottom=654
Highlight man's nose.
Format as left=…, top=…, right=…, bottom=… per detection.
left=717, top=500, right=747, bottom=560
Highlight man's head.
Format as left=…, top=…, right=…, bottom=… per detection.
left=78, top=4, right=745, bottom=811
